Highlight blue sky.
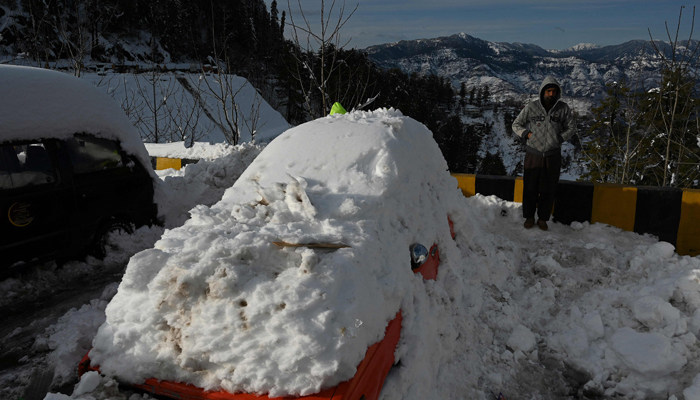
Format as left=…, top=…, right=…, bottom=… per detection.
left=267, top=0, right=698, bottom=50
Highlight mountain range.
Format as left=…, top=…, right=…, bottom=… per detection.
left=364, top=33, right=697, bottom=108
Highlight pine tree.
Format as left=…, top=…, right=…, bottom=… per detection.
left=462, top=124, right=482, bottom=173
left=636, top=67, right=700, bottom=187
left=580, top=80, right=643, bottom=184
left=280, top=11, right=286, bottom=39
left=635, top=5, right=700, bottom=187
left=481, top=85, right=490, bottom=104
left=270, top=0, right=279, bottom=28
left=479, top=152, right=507, bottom=175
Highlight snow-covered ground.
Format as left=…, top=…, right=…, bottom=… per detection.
left=3, top=110, right=700, bottom=400
left=40, top=195, right=700, bottom=400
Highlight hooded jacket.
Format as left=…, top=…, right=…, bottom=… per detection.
left=512, top=76, right=576, bottom=157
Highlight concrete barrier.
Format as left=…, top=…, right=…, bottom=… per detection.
left=452, top=173, right=700, bottom=257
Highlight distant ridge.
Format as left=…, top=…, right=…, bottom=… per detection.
left=363, top=33, right=696, bottom=103
left=562, top=43, right=602, bottom=52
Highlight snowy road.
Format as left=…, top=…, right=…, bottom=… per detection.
left=0, top=261, right=128, bottom=399
left=0, top=268, right=119, bottom=367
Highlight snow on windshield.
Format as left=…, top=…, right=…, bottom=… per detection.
left=0, top=65, right=151, bottom=171
left=88, top=108, right=466, bottom=396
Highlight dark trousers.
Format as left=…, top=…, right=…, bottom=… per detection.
left=523, top=152, right=561, bottom=221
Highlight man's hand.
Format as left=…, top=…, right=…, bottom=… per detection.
left=527, top=131, right=532, bottom=139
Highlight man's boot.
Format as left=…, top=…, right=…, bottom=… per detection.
left=524, top=218, right=535, bottom=229
left=537, top=219, right=548, bottom=231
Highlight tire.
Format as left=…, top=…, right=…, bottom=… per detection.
left=91, top=219, right=134, bottom=259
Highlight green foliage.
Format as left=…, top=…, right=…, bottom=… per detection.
left=479, top=152, right=507, bottom=175
left=438, top=116, right=482, bottom=173
left=9, top=0, right=287, bottom=73
left=635, top=67, right=700, bottom=187
left=481, top=85, right=490, bottom=104
left=578, top=6, right=700, bottom=188
left=579, top=80, right=641, bottom=184
left=373, top=69, right=454, bottom=131
left=440, top=120, right=489, bottom=174
left=580, top=59, right=700, bottom=188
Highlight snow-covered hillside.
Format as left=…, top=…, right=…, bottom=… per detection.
left=82, top=71, right=290, bottom=145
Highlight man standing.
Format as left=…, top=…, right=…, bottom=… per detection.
left=512, top=76, right=575, bottom=231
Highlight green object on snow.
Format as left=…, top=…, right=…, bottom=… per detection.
left=330, top=102, right=347, bottom=115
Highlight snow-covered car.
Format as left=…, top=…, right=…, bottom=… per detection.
left=0, top=65, right=159, bottom=270
left=80, top=109, right=465, bottom=400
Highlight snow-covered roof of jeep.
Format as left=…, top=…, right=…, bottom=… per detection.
left=0, top=65, right=151, bottom=168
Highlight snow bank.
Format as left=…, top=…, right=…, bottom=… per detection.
left=542, top=240, right=700, bottom=398
left=89, top=109, right=467, bottom=396
left=145, top=141, right=242, bottom=160
left=0, top=66, right=152, bottom=173
left=439, top=195, right=700, bottom=400
left=154, top=142, right=264, bottom=227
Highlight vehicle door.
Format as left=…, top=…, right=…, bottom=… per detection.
left=0, top=140, right=76, bottom=268
left=65, top=134, right=154, bottom=245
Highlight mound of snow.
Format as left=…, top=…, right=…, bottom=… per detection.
left=89, top=109, right=467, bottom=396
left=154, top=142, right=264, bottom=227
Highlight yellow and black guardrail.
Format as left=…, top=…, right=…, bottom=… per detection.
left=150, top=157, right=199, bottom=171
left=452, top=173, right=700, bottom=257
left=148, top=156, right=699, bottom=257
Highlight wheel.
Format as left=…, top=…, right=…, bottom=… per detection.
left=91, top=219, right=134, bottom=259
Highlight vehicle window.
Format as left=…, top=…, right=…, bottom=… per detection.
left=0, top=148, right=11, bottom=189
left=0, top=143, right=56, bottom=189
left=66, top=135, right=124, bottom=174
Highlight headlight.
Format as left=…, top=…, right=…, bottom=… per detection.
left=410, top=243, right=428, bottom=270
